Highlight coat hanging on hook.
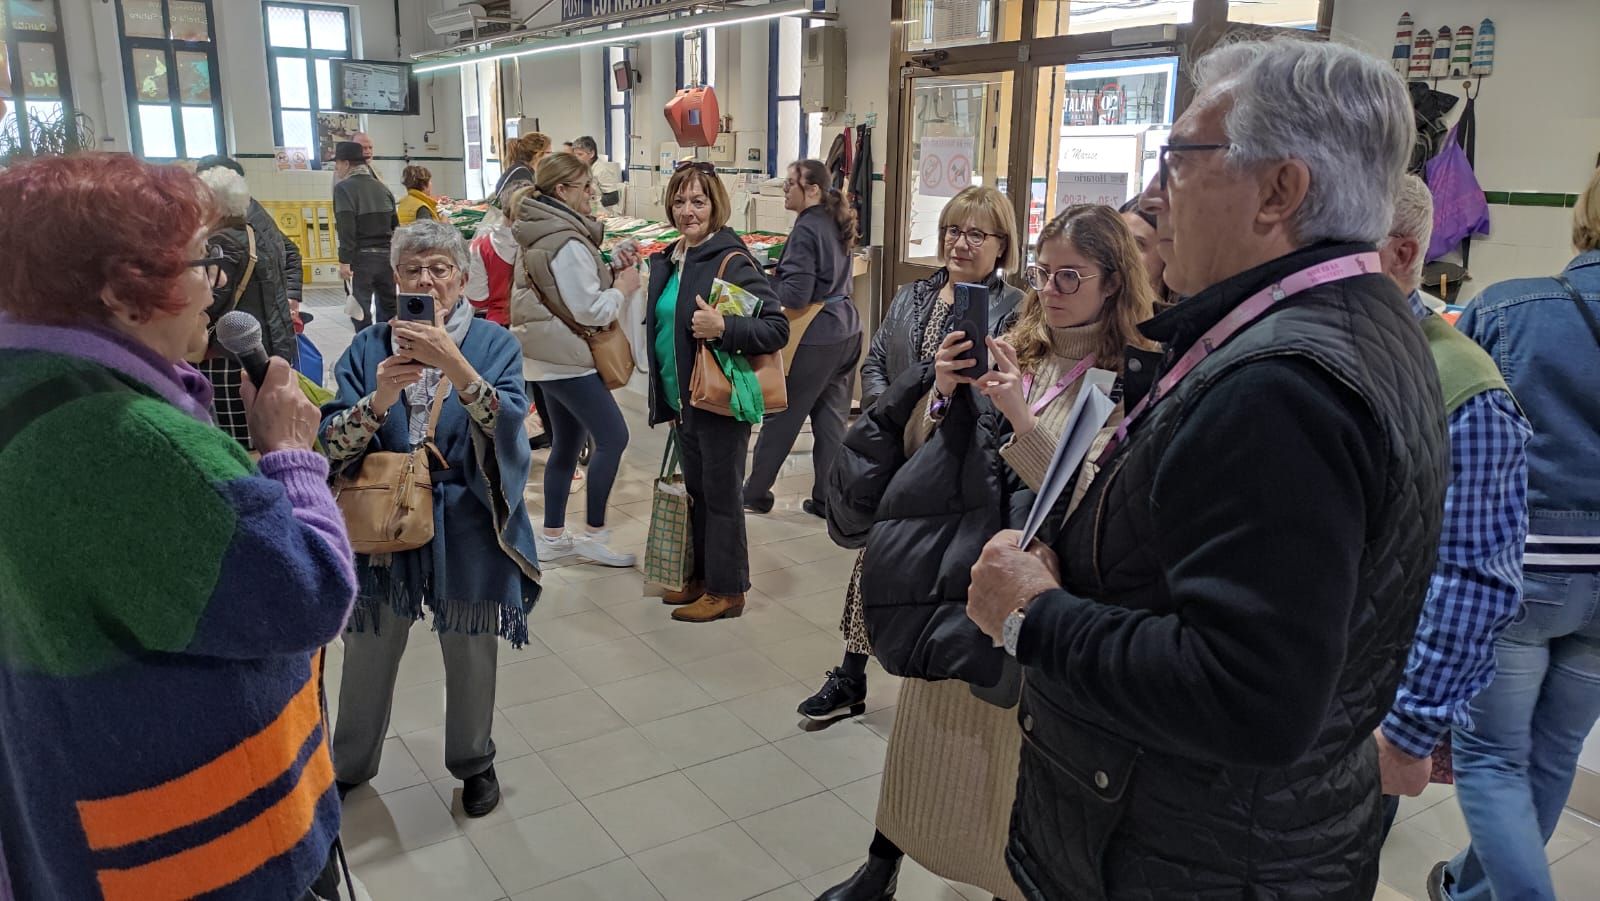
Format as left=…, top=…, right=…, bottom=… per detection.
left=1392, top=12, right=1414, bottom=76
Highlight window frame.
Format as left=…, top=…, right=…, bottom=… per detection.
left=262, top=1, right=354, bottom=169
left=674, top=27, right=713, bottom=89
left=603, top=33, right=632, bottom=182
left=2, top=0, right=78, bottom=157
left=113, top=0, right=224, bottom=160
left=768, top=13, right=822, bottom=176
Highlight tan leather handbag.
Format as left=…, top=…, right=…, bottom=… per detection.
left=536, top=278, right=637, bottom=390
left=780, top=304, right=824, bottom=376
left=688, top=251, right=788, bottom=417
left=333, top=381, right=451, bottom=555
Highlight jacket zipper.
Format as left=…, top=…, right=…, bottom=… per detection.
left=1091, top=453, right=1130, bottom=588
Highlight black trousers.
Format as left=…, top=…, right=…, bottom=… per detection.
left=678, top=405, right=752, bottom=596
left=350, top=248, right=396, bottom=331
left=744, top=332, right=862, bottom=507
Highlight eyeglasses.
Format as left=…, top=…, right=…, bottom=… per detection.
left=675, top=160, right=717, bottom=175
left=1024, top=264, right=1103, bottom=295
left=1157, top=142, right=1231, bottom=190
left=398, top=263, right=458, bottom=281
left=944, top=226, right=999, bottom=247
left=187, top=244, right=225, bottom=288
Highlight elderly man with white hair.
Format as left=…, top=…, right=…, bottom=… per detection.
left=1373, top=175, right=1531, bottom=844
left=965, top=38, right=1450, bottom=899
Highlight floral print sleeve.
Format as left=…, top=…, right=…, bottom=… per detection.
left=323, top=393, right=386, bottom=463
left=460, top=378, right=501, bottom=432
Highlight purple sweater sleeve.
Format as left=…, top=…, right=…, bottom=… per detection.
left=258, top=449, right=356, bottom=590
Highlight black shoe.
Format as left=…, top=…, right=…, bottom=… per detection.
left=462, top=765, right=501, bottom=818
left=743, top=493, right=774, bottom=514
left=1426, top=861, right=1451, bottom=901
left=816, top=854, right=899, bottom=900
left=798, top=668, right=867, bottom=721
left=802, top=498, right=827, bottom=520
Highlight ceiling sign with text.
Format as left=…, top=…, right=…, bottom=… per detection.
left=561, top=0, right=675, bottom=23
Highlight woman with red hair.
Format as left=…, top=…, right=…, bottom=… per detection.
left=0, top=154, right=357, bottom=901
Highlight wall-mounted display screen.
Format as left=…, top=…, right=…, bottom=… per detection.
left=330, top=58, right=417, bottom=115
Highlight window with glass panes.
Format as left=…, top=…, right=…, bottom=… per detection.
left=770, top=15, right=822, bottom=175
left=1, top=0, right=78, bottom=159
left=114, top=0, right=223, bottom=160
left=264, top=2, right=352, bottom=166
left=604, top=37, right=631, bottom=180
left=675, top=28, right=714, bottom=89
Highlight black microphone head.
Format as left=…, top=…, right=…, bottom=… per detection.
left=215, top=310, right=265, bottom=356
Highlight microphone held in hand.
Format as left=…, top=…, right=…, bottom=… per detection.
left=215, top=310, right=271, bottom=388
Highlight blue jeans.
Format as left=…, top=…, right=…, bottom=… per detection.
left=1446, top=570, right=1600, bottom=901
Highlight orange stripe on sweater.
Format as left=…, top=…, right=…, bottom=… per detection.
left=76, top=662, right=323, bottom=851
left=94, top=743, right=336, bottom=901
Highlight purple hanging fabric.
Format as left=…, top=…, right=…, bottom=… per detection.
left=1424, top=122, right=1491, bottom=261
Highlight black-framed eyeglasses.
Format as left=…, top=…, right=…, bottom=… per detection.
left=398, top=262, right=459, bottom=281
left=187, top=244, right=225, bottom=288
left=1157, top=142, right=1231, bottom=190
left=674, top=160, right=717, bottom=175
left=944, top=225, right=998, bottom=247
left=1024, top=264, right=1103, bottom=295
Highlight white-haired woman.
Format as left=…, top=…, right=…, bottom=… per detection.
left=197, top=166, right=297, bottom=447
left=321, top=220, right=542, bottom=819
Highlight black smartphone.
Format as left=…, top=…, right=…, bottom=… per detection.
left=397, top=292, right=435, bottom=324
left=949, top=282, right=990, bottom=376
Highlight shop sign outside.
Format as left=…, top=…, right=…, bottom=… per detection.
left=561, top=0, right=676, bottom=23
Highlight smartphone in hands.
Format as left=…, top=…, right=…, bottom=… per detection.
left=389, top=293, right=435, bottom=358
left=949, top=282, right=990, bottom=375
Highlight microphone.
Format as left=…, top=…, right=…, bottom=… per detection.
left=215, top=310, right=271, bottom=389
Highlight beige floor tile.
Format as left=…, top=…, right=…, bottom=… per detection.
left=350, top=835, right=505, bottom=901
left=1552, top=837, right=1600, bottom=899
left=859, top=705, right=896, bottom=742
left=684, top=745, right=827, bottom=820
left=746, top=515, right=825, bottom=548
left=470, top=801, right=624, bottom=894
left=719, top=599, right=823, bottom=648
left=559, top=635, right=672, bottom=688
left=534, top=610, right=634, bottom=653
left=572, top=568, right=650, bottom=608
left=498, top=635, right=555, bottom=665
left=721, top=681, right=812, bottom=742
left=540, top=727, right=677, bottom=798
left=385, top=679, right=449, bottom=736
left=748, top=543, right=804, bottom=576
left=495, top=654, right=589, bottom=709
left=339, top=782, right=460, bottom=866
left=583, top=772, right=731, bottom=854
left=529, top=584, right=603, bottom=623
left=862, top=658, right=904, bottom=713
left=430, top=751, right=575, bottom=832
left=832, top=773, right=883, bottom=823
left=781, top=588, right=853, bottom=631
left=502, top=688, right=630, bottom=751
left=740, top=792, right=874, bottom=880
left=400, top=721, right=536, bottom=782
left=605, top=595, right=680, bottom=636
left=635, top=704, right=767, bottom=768
left=630, top=822, right=792, bottom=901
left=1407, top=795, right=1472, bottom=848
left=763, top=632, right=853, bottom=682
left=774, top=723, right=888, bottom=789
left=748, top=885, right=812, bottom=901
left=594, top=667, right=718, bottom=725
left=768, top=533, right=855, bottom=567
left=638, top=619, right=752, bottom=664
left=680, top=648, right=797, bottom=702
left=393, top=640, right=448, bottom=689
left=511, top=859, right=664, bottom=900
left=751, top=561, right=854, bottom=600
left=353, top=736, right=428, bottom=797
left=1378, top=822, right=1459, bottom=901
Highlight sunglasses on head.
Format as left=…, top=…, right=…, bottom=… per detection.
left=674, top=160, right=717, bottom=175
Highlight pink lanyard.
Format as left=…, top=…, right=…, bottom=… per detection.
left=1021, top=354, right=1097, bottom=416
left=1096, top=252, right=1382, bottom=465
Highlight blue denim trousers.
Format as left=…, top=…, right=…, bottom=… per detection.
left=1446, top=570, right=1600, bottom=901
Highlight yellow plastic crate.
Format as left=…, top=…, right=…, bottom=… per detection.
left=260, top=200, right=340, bottom=284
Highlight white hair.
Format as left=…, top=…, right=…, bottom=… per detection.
left=1194, top=37, right=1414, bottom=245
left=391, top=219, right=469, bottom=271
left=198, top=166, right=251, bottom=220
left=1389, top=174, right=1435, bottom=284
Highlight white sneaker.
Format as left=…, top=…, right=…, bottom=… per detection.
left=536, top=531, right=577, bottom=563
left=573, top=530, right=637, bottom=568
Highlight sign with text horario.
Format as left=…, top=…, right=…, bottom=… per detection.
left=561, top=0, right=676, bottom=22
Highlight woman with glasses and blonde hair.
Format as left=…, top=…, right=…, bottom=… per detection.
left=815, top=204, right=1156, bottom=901
left=510, top=151, right=642, bottom=567
left=797, top=184, right=1024, bottom=723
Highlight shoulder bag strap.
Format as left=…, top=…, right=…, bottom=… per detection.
left=421, top=376, right=454, bottom=469
left=1556, top=275, right=1600, bottom=350
left=714, top=249, right=751, bottom=282
left=225, top=225, right=258, bottom=314
left=659, top=425, right=683, bottom=480
left=531, top=244, right=603, bottom=340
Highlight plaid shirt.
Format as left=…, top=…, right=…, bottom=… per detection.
left=1380, top=292, right=1533, bottom=759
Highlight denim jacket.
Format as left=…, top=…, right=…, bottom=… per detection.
left=1457, top=250, right=1600, bottom=541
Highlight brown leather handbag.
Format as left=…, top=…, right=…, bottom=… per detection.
left=540, top=288, right=637, bottom=390
left=333, top=380, right=451, bottom=555
left=688, top=251, right=788, bottom=417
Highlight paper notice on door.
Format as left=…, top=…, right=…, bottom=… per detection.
left=1017, top=368, right=1118, bottom=549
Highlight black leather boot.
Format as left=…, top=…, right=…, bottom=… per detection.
left=815, top=854, right=899, bottom=900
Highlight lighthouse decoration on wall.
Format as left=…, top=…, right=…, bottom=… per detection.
left=1392, top=12, right=1414, bottom=76
left=1451, top=24, right=1475, bottom=77
left=1473, top=19, right=1496, bottom=76
left=1395, top=14, right=1496, bottom=85
left=1431, top=26, right=1453, bottom=78
left=1409, top=28, right=1434, bottom=80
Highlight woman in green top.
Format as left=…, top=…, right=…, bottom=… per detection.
left=643, top=162, right=789, bottom=623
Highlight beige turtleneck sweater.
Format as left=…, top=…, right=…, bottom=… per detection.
left=999, top=321, right=1102, bottom=491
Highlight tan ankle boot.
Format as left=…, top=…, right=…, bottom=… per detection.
left=660, top=580, right=705, bottom=606
left=671, top=592, right=745, bottom=623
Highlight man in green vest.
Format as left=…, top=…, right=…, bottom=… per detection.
left=1373, top=174, right=1533, bottom=867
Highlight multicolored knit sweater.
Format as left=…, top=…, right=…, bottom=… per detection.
left=0, top=316, right=357, bottom=900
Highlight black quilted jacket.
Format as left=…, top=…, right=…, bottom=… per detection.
left=1006, top=243, right=1448, bottom=901
left=825, top=361, right=1032, bottom=687
left=860, top=269, right=1023, bottom=410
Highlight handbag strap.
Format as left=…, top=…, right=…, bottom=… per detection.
left=1556, top=276, right=1600, bottom=350
left=226, top=224, right=258, bottom=314
left=714, top=249, right=751, bottom=283
left=659, top=425, right=683, bottom=480
left=530, top=248, right=607, bottom=340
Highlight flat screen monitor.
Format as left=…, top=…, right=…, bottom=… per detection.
left=330, top=59, right=418, bottom=115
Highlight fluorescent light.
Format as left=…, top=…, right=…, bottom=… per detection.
left=415, top=0, right=810, bottom=74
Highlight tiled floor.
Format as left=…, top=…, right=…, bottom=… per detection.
left=300, top=288, right=1600, bottom=901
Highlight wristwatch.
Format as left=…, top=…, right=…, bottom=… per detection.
left=1002, top=606, right=1027, bottom=657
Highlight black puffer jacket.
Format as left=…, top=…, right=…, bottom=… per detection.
left=860, top=268, right=1022, bottom=410
left=1006, top=243, right=1448, bottom=900
left=827, top=361, right=1032, bottom=688
left=210, top=218, right=298, bottom=364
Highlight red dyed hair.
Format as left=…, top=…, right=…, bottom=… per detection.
left=0, top=154, right=214, bottom=325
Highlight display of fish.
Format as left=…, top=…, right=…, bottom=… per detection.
left=1431, top=26, right=1452, bottom=79
left=1473, top=18, right=1496, bottom=76
left=1392, top=12, right=1414, bottom=76
left=1409, top=28, right=1434, bottom=80
left=1452, top=24, right=1475, bottom=77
